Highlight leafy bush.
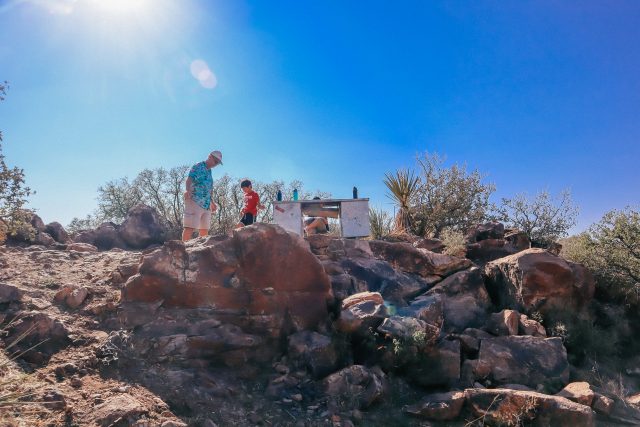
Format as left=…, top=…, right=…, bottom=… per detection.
left=562, top=207, right=640, bottom=304
left=440, top=227, right=467, bottom=257
left=497, top=189, right=578, bottom=247
left=411, top=152, right=495, bottom=238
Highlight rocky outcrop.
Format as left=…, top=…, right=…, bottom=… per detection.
left=466, top=222, right=505, bottom=242
left=45, top=221, right=70, bottom=243
left=369, top=240, right=472, bottom=278
left=416, top=268, right=491, bottom=333
left=484, top=248, right=595, bottom=315
left=73, top=204, right=168, bottom=250
left=476, top=336, right=569, bottom=391
left=324, top=365, right=388, bottom=411
left=466, top=388, right=595, bottom=427
left=121, top=224, right=332, bottom=367
left=119, top=204, right=167, bottom=249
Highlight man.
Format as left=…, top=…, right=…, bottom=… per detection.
left=182, top=150, right=223, bottom=241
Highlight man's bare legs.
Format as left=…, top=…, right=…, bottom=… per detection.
left=182, top=227, right=209, bottom=241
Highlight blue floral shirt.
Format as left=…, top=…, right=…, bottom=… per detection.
left=188, top=161, right=213, bottom=210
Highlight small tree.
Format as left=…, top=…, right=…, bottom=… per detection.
left=384, top=169, right=419, bottom=234
left=562, top=207, right=640, bottom=303
left=411, top=152, right=495, bottom=238
left=498, top=189, right=578, bottom=247
left=0, top=82, right=33, bottom=241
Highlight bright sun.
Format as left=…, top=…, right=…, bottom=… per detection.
left=89, top=0, right=152, bottom=15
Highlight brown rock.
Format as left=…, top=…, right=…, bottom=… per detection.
left=0, top=282, right=23, bottom=303
left=340, top=256, right=437, bottom=303
left=397, top=294, right=444, bottom=327
left=466, top=222, right=505, bottom=242
left=466, top=239, right=521, bottom=264
left=485, top=309, right=519, bottom=336
left=122, top=224, right=332, bottom=335
left=119, top=204, right=167, bottom=249
left=518, top=314, right=547, bottom=337
left=484, top=248, right=595, bottom=315
left=54, top=286, right=89, bottom=308
left=67, top=242, right=98, bottom=252
left=478, top=336, right=569, bottom=391
left=337, top=296, right=388, bottom=334
left=34, top=231, right=55, bottom=246
left=409, top=339, right=460, bottom=387
left=404, top=391, right=465, bottom=420
left=592, top=393, right=614, bottom=415
left=628, top=392, right=640, bottom=406
left=342, top=291, right=384, bottom=308
left=288, top=331, right=339, bottom=378
left=466, top=388, right=594, bottom=427
left=418, top=268, right=490, bottom=332
left=556, top=382, right=595, bottom=406
left=89, top=394, right=147, bottom=426
left=413, top=237, right=445, bottom=253
left=2, top=312, right=71, bottom=363
left=324, top=365, right=388, bottom=410
left=377, top=316, right=439, bottom=345
left=45, top=222, right=70, bottom=243
left=369, top=240, right=472, bottom=278
left=504, top=230, right=531, bottom=251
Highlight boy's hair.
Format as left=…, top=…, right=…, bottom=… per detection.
left=240, top=179, right=252, bottom=188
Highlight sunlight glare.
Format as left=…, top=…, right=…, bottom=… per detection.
left=89, top=0, right=151, bottom=15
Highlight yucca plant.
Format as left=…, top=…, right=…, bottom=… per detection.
left=383, top=169, right=419, bottom=234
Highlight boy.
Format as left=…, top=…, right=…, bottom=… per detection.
left=235, top=179, right=264, bottom=228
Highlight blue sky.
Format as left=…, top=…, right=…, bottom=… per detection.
left=0, top=0, right=638, bottom=230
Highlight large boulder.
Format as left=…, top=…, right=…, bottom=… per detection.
left=1, top=312, right=71, bottom=364
left=45, top=222, right=70, bottom=243
left=416, top=268, right=491, bottom=332
left=408, top=339, right=461, bottom=387
left=75, top=222, right=127, bottom=250
left=336, top=292, right=388, bottom=334
left=122, top=224, right=332, bottom=336
left=340, top=256, right=437, bottom=303
left=466, top=222, right=505, bottom=242
left=369, top=240, right=472, bottom=278
left=0, top=283, right=23, bottom=303
left=484, top=248, right=595, bottom=315
left=466, top=388, right=595, bottom=427
left=119, top=204, right=167, bottom=249
left=477, top=336, right=569, bottom=391
left=323, top=365, right=388, bottom=411
left=288, top=331, right=340, bottom=378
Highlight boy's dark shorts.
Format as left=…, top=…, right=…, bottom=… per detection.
left=240, top=213, right=255, bottom=226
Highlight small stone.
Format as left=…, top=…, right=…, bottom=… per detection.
left=275, top=364, right=289, bottom=374
left=70, top=376, right=83, bottom=388
left=249, top=412, right=262, bottom=423
left=351, top=409, right=363, bottom=421
left=291, top=393, right=303, bottom=402
left=161, top=422, right=188, bottom=427
left=282, top=398, right=293, bottom=404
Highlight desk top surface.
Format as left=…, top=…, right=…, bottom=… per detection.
left=273, top=198, right=369, bottom=204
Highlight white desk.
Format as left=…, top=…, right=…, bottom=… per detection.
left=273, top=198, right=370, bottom=238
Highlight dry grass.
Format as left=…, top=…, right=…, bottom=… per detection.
left=0, top=316, right=57, bottom=426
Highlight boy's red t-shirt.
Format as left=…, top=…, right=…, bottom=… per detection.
left=242, top=190, right=260, bottom=216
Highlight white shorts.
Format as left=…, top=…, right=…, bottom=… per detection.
left=183, top=198, right=212, bottom=230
